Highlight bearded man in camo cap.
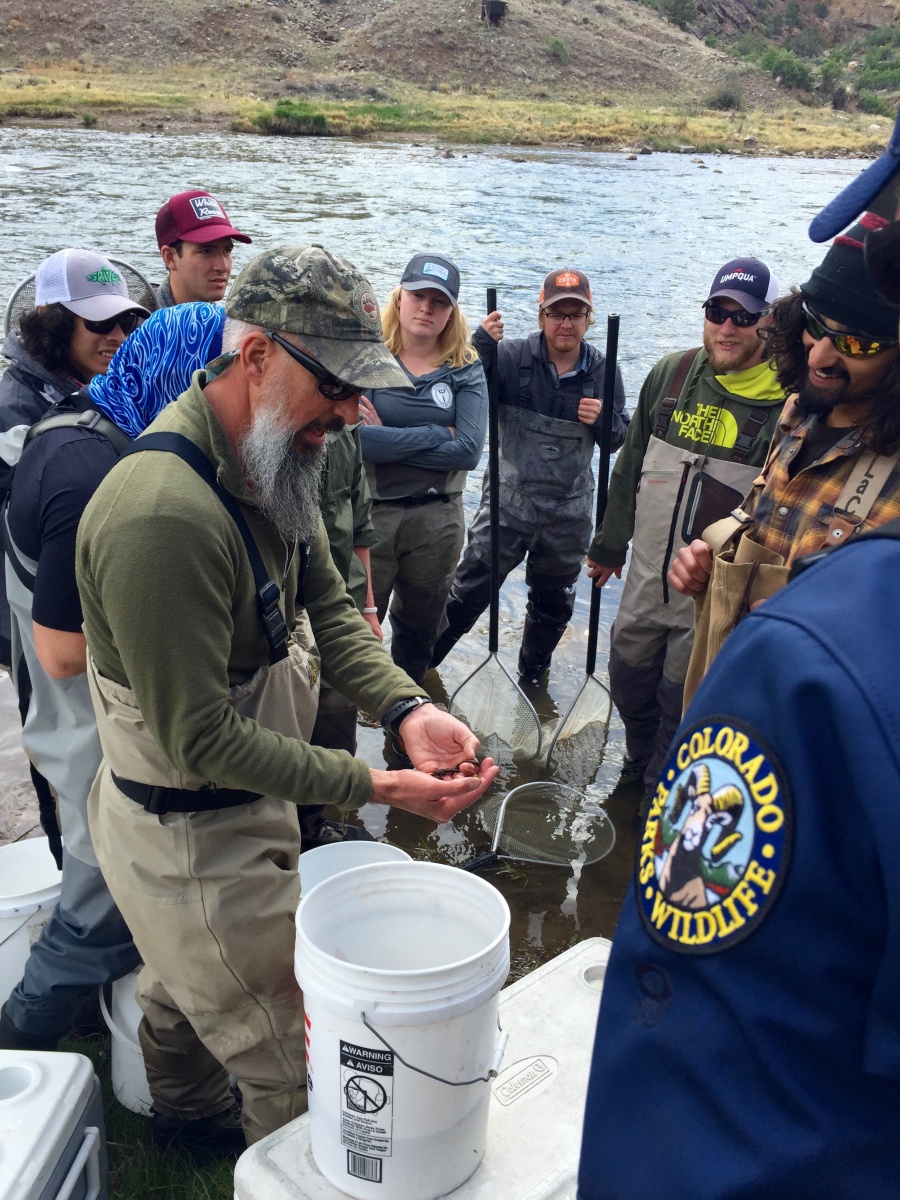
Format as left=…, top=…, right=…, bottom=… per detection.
left=76, top=245, right=497, bottom=1157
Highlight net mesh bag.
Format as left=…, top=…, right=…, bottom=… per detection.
left=484, top=781, right=616, bottom=867
left=450, top=656, right=542, bottom=768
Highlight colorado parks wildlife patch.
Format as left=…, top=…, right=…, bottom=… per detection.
left=636, top=720, right=792, bottom=955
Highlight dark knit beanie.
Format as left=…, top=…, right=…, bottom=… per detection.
left=801, top=212, right=900, bottom=339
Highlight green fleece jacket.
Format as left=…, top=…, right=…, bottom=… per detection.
left=588, top=349, right=785, bottom=568
left=76, top=373, right=423, bottom=807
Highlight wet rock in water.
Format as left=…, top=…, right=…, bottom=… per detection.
left=696, top=162, right=708, bottom=168
left=624, top=153, right=638, bottom=160
left=638, top=145, right=652, bottom=155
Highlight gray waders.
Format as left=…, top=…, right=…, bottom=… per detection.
left=610, top=358, right=773, bottom=790
left=434, top=400, right=597, bottom=679
left=3, top=516, right=139, bottom=1042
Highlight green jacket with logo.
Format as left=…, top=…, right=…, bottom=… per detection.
left=589, top=349, right=785, bottom=569
left=76, top=374, right=422, bottom=809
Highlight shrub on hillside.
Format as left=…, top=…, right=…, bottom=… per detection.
left=858, top=89, right=893, bottom=116
left=759, top=46, right=814, bottom=90
left=705, top=74, right=745, bottom=110
left=664, top=0, right=697, bottom=29
left=546, top=36, right=571, bottom=63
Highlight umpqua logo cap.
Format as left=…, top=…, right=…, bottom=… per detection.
left=705, top=258, right=779, bottom=314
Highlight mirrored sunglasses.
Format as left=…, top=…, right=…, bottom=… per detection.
left=801, top=301, right=897, bottom=358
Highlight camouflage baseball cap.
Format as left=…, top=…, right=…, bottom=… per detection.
left=226, top=244, right=409, bottom=390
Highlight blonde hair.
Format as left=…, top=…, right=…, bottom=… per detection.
left=381, top=285, right=479, bottom=370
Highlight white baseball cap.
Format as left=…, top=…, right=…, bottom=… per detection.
left=34, top=248, right=150, bottom=322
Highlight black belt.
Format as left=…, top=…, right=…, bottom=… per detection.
left=112, top=773, right=263, bottom=815
left=373, top=494, right=452, bottom=508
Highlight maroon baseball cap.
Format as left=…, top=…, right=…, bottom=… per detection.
left=155, top=189, right=252, bottom=249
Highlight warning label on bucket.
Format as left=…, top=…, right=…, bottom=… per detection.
left=340, top=1040, right=393, bottom=1159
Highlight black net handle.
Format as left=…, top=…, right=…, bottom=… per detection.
left=486, top=287, right=500, bottom=654
left=586, top=314, right=619, bottom=677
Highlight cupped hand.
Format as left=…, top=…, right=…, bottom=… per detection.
left=396, top=703, right=480, bottom=770
left=369, top=759, right=499, bottom=824
left=668, top=540, right=713, bottom=596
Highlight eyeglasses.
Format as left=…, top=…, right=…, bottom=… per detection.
left=703, top=303, right=766, bottom=328
left=83, top=311, right=143, bottom=336
left=864, top=220, right=900, bottom=307
left=544, top=310, right=590, bottom=325
left=801, top=301, right=897, bottom=358
left=265, top=331, right=363, bottom=401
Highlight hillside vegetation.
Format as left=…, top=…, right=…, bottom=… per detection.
left=0, top=0, right=897, bottom=151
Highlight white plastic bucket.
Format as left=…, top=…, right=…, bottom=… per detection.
left=298, top=841, right=411, bottom=898
left=99, top=968, right=153, bottom=1114
left=295, top=861, right=510, bottom=1200
left=0, top=838, right=62, bottom=1007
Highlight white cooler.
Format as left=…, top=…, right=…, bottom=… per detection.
left=0, top=1050, right=108, bottom=1200
left=234, top=936, right=611, bottom=1200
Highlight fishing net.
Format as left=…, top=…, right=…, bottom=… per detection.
left=449, top=654, right=542, bottom=767
left=546, top=677, right=612, bottom=787
left=482, top=780, right=616, bottom=867
left=4, top=258, right=158, bottom=336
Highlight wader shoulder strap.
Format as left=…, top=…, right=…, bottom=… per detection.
left=516, top=341, right=536, bottom=407
left=730, top=407, right=770, bottom=466
left=120, top=432, right=295, bottom=664
left=23, top=406, right=133, bottom=455
left=820, top=448, right=900, bottom=550
left=792, top=514, right=900, bottom=579
left=2, top=503, right=36, bottom=593
left=654, top=347, right=701, bottom=440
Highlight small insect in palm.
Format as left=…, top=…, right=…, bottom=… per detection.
left=430, top=759, right=479, bottom=780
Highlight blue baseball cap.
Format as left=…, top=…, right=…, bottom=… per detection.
left=810, top=105, right=900, bottom=242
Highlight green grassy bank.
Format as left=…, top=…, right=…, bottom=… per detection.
left=0, top=66, right=891, bottom=155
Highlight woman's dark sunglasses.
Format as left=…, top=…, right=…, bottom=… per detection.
left=703, top=303, right=766, bottom=328
left=83, top=311, right=143, bottom=336
left=801, top=301, right=897, bottom=358
left=865, top=220, right=900, bottom=307
left=266, top=330, right=362, bottom=401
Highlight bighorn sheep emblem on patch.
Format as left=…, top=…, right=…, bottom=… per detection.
left=658, top=766, right=744, bottom=909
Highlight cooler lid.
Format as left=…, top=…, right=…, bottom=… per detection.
left=0, top=1051, right=96, bottom=1200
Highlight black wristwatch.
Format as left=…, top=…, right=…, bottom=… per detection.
left=381, top=696, right=432, bottom=737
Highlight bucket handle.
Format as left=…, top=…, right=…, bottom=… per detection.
left=361, top=1012, right=509, bottom=1087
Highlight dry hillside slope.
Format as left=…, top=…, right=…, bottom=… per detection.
left=0, top=0, right=805, bottom=106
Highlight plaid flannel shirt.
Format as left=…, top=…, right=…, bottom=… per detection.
left=745, top=413, right=900, bottom=567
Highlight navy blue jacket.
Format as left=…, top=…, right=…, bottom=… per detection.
left=579, top=529, right=900, bottom=1200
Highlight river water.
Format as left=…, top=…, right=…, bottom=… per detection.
left=0, top=127, right=863, bottom=975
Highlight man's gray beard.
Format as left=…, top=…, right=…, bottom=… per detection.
left=240, top=402, right=326, bottom=546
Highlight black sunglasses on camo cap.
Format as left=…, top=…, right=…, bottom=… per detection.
left=265, top=330, right=363, bottom=401
left=83, top=311, right=144, bottom=336
left=864, top=220, right=900, bottom=307
left=801, top=301, right=898, bottom=358
left=703, top=303, right=768, bottom=328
